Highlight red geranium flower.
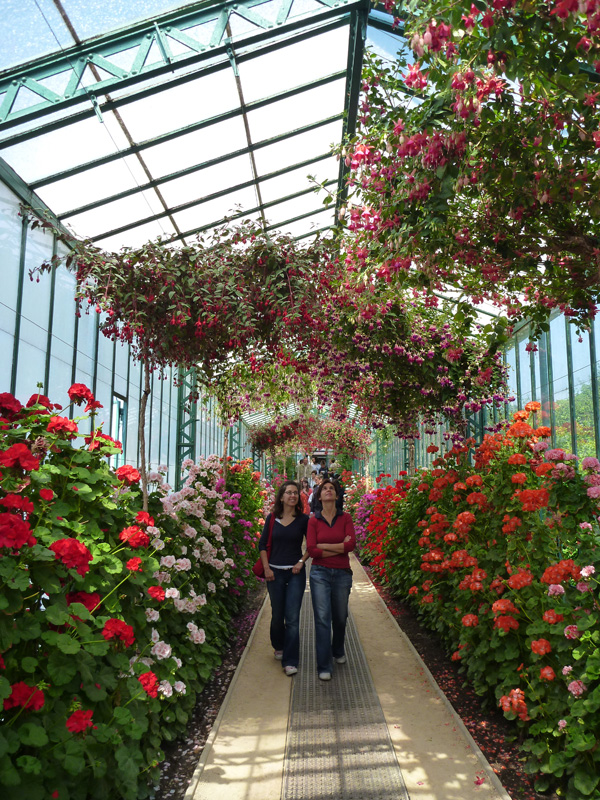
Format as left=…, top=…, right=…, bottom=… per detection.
left=26, top=393, right=60, bottom=410
left=499, top=688, right=529, bottom=720
left=0, top=493, right=34, bottom=513
left=511, top=472, right=527, bottom=484
left=47, top=416, right=78, bottom=437
left=119, top=525, right=150, bottom=548
left=531, top=638, right=552, bottom=655
left=507, top=453, right=527, bottom=465
left=39, top=488, right=54, bottom=501
left=148, top=585, right=165, bottom=602
left=68, top=383, right=94, bottom=405
left=66, top=591, right=101, bottom=613
left=66, top=709, right=94, bottom=733
left=0, top=512, right=36, bottom=549
left=138, top=671, right=159, bottom=698
left=0, top=443, right=40, bottom=471
left=126, top=557, right=143, bottom=572
left=135, top=511, right=155, bottom=527
left=543, top=609, right=564, bottom=624
left=461, top=614, right=479, bottom=627
left=102, top=618, right=135, bottom=647
left=4, top=681, right=45, bottom=711
left=540, top=666, right=555, bottom=681
left=115, top=465, right=141, bottom=485
left=0, top=393, right=23, bottom=419
left=85, top=432, right=122, bottom=452
left=49, top=538, right=93, bottom=576
left=494, top=615, right=520, bottom=632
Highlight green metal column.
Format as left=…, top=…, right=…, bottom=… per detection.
left=175, top=368, right=198, bottom=489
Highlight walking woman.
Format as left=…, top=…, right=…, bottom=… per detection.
left=258, top=480, right=309, bottom=676
left=306, top=478, right=356, bottom=680
left=300, top=478, right=311, bottom=514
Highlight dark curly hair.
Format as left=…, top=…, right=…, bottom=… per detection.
left=273, top=480, right=304, bottom=518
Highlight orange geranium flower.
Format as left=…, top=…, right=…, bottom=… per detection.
left=507, top=421, right=534, bottom=438
left=524, top=401, right=541, bottom=413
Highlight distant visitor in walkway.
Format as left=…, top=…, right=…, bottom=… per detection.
left=259, top=480, right=309, bottom=677
left=300, top=478, right=311, bottom=514
left=306, top=478, right=356, bottom=681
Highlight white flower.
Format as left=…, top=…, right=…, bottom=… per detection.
left=161, top=555, right=176, bottom=568
left=165, top=588, right=180, bottom=599
left=151, top=628, right=160, bottom=643
left=207, top=582, right=216, bottom=593
left=175, top=558, right=192, bottom=572
left=174, top=681, right=186, bottom=694
left=158, top=680, right=173, bottom=697
left=151, top=641, right=172, bottom=660
left=151, top=538, right=165, bottom=550
left=145, top=608, right=160, bottom=622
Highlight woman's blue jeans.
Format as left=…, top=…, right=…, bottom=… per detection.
left=309, top=563, right=353, bottom=673
left=266, top=566, right=306, bottom=668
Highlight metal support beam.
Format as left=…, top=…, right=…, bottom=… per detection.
left=0, top=0, right=360, bottom=132
left=175, top=369, right=198, bottom=489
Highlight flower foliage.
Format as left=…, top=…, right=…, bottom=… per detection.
left=358, top=405, right=600, bottom=797
left=246, top=414, right=372, bottom=460
left=341, top=0, right=600, bottom=336
left=0, top=389, right=267, bottom=800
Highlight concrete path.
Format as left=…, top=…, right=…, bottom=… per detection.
left=185, top=555, right=511, bottom=800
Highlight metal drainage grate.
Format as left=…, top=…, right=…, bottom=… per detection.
left=282, top=582, right=410, bottom=800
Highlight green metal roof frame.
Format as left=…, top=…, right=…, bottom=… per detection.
left=0, top=0, right=401, bottom=247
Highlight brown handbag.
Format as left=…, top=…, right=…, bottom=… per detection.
left=252, top=512, right=275, bottom=578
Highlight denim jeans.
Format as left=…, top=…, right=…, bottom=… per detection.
left=266, top=566, right=306, bottom=668
left=309, top=564, right=353, bottom=673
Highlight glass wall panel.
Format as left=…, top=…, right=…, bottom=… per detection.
left=550, top=316, right=571, bottom=451
left=504, top=340, right=518, bottom=418
left=0, top=180, right=22, bottom=386
left=517, top=326, right=532, bottom=405
left=570, top=327, right=594, bottom=457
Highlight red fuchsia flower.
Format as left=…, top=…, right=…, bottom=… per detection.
left=49, top=538, right=93, bottom=576
left=115, top=465, right=141, bottom=485
left=543, top=609, right=564, bottom=624
left=461, top=614, right=479, bottom=627
left=0, top=393, right=23, bottom=419
left=0, top=443, right=40, bottom=471
left=138, top=671, right=159, bottom=698
left=148, top=586, right=166, bottom=602
left=119, top=525, right=150, bottom=548
left=68, top=383, right=94, bottom=405
left=66, top=591, right=101, bottom=613
left=135, top=511, right=155, bottom=527
left=499, top=688, right=529, bottom=721
left=39, top=488, right=54, bottom=501
left=47, top=416, right=78, bottom=437
left=126, top=557, right=143, bottom=572
left=4, top=681, right=45, bottom=711
left=531, top=638, right=552, bottom=655
left=102, top=618, right=135, bottom=647
left=0, top=512, right=36, bottom=549
left=540, top=666, right=556, bottom=681
left=66, top=709, right=94, bottom=733
left=0, top=493, right=34, bottom=513
left=568, top=680, right=587, bottom=697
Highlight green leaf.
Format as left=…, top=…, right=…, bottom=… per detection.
left=15, top=755, right=42, bottom=775
left=0, top=755, right=20, bottom=786
left=21, top=657, right=38, bottom=674
left=573, top=767, right=600, bottom=795
left=18, top=723, right=48, bottom=748
left=45, top=603, right=70, bottom=626
left=47, top=650, right=78, bottom=685
left=55, top=633, right=81, bottom=655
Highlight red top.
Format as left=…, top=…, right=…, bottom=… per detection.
left=301, top=491, right=311, bottom=515
left=307, top=511, right=356, bottom=569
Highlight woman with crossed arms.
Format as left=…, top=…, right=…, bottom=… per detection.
left=306, top=478, right=356, bottom=681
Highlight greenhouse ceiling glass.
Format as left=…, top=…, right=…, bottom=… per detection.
left=0, top=0, right=404, bottom=250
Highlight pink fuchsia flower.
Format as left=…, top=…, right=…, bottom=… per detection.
left=558, top=719, right=567, bottom=730
left=581, top=565, right=595, bottom=577
left=564, top=625, right=581, bottom=640
left=562, top=665, right=573, bottom=676
left=548, top=584, right=565, bottom=596
left=568, top=680, right=587, bottom=697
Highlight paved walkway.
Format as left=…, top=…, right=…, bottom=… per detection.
left=185, top=555, right=511, bottom=800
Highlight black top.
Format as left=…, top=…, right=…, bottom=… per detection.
left=259, top=513, right=308, bottom=567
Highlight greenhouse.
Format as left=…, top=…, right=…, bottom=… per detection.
left=1, top=1, right=600, bottom=799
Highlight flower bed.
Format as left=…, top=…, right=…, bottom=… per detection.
left=0, top=389, right=266, bottom=800
left=358, top=406, right=600, bottom=799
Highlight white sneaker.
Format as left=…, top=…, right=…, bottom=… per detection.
left=274, top=650, right=283, bottom=660
left=334, top=655, right=347, bottom=664
left=318, top=671, right=332, bottom=681
left=284, top=665, right=298, bottom=676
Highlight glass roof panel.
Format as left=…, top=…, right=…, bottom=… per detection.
left=171, top=185, right=259, bottom=233
left=238, top=25, right=349, bottom=104
left=157, top=153, right=255, bottom=207
left=116, top=68, right=240, bottom=142
left=95, top=217, right=179, bottom=252
left=247, top=79, right=346, bottom=141
left=35, top=155, right=154, bottom=216
left=253, top=119, right=343, bottom=174
left=63, top=188, right=170, bottom=240
left=0, top=0, right=74, bottom=71
left=1, top=111, right=130, bottom=183
left=259, top=154, right=338, bottom=204
left=277, top=209, right=334, bottom=239
left=264, top=189, right=327, bottom=227
left=58, top=0, right=187, bottom=42
left=139, top=116, right=249, bottom=179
